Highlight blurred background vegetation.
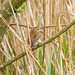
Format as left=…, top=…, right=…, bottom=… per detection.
left=0, top=0, right=75, bottom=75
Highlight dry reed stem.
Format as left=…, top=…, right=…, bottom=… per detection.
left=1, top=0, right=75, bottom=75
left=0, top=15, right=47, bottom=75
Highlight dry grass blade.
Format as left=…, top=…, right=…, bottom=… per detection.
left=0, top=16, right=23, bottom=43
left=1, top=0, right=75, bottom=75
left=0, top=16, right=47, bottom=75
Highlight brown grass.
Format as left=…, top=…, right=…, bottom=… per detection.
left=0, top=0, right=75, bottom=75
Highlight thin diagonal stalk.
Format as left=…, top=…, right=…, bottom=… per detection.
left=0, top=19, right=75, bottom=74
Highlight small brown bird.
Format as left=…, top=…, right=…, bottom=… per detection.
left=28, top=28, right=41, bottom=48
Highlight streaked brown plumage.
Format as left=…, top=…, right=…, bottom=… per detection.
left=28, top=28, right=41, bottom=47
